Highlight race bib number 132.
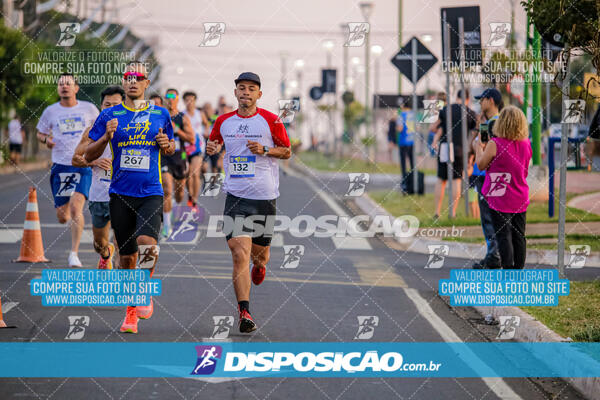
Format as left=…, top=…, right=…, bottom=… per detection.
left=229, top=155, right=256, bottom=178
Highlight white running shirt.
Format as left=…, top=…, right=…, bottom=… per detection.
left=184, top=108, right=205, bottom=153
left=36, top=101, right=99, bottom=166
left=209, top=108, right=290, bottom=200
left=89, top=142, right=112, bottom=202
left=8, top=119, right=23, bottom=144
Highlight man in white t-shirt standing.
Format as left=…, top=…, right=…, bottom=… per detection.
left=36, top=73, right=99, bottom=267
left=7, top=116, right=25, bottom=165
left=206, top=72, right=291, bottom=333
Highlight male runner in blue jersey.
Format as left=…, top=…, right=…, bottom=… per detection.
left=85, top=61, right=175, bottom=334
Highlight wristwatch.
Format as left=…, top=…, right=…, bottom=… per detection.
left=263, top=145, right=269, bottom=155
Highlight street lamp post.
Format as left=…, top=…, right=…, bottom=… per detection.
left=371, top=44, right=383, bottom=158
left=360, top=2, right=374, bottom=146
left=322, top=40, right=335, bottom=154
left=294, top=59, right=305, bottom=146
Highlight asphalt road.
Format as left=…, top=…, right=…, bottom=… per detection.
left=0, top=167, right=590, bottom=399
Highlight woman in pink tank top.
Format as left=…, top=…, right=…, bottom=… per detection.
left=473, top=106, right=532, bottom=269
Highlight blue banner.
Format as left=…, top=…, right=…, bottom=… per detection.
left=0, top=342, right=598, bottom=378
left=30, top=269, right=161, bottom=306
left=439, top=269, right=569, bottom=306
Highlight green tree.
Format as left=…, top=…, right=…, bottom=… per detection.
left=0, top=24, right=37, bottom=127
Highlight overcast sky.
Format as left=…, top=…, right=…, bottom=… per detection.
left=93, top=0, right=527, bottom=110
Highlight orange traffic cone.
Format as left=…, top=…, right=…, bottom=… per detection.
left=14, top=187, right=49, bottom=263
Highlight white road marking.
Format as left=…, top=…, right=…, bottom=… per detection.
left=270, top=233, right=284, bottom=247
left=331, top=236, right=372, bottom=250
left=403, top=288, right=522, bottom=400
left=290, top=166, right=522, bottom=399
left=80, top=229, right=94, bottom=244
left=2, top=302, right=19, bottom=314
left=0, top=229, right=23, bottom=243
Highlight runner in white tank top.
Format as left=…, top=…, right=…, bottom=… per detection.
left=206, top=72, right=291, bottom=334
left=183, top=91, right=209, bottom=211
left=71, top=86, right=125, bottom=270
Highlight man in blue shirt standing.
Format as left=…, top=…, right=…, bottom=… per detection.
left=397, top=101, right=415, bottom=192
left=85, top=61, right=175, bottom=333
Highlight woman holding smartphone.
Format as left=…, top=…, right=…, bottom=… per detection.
left=472, top=106, right=532, bottom=269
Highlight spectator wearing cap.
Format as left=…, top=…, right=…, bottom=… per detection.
left=471, top=88, right=503, bottom=269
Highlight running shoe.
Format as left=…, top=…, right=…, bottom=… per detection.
left=137, top=297, right=153, bottom=319
left=120, top=306, right=138, bottom=333
left=68, top=252, right=82, bottom=268
left=251, top=264, right=266, bottom=285
left=161, top=225, right=172, bottom=239
left=239, top=308, right=257, bottom=333
left=97, top=243, right=115, bottom=270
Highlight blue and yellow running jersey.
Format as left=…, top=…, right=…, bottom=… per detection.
left=88, top=102, right=174, bottom=197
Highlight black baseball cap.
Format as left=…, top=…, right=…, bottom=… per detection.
left=235, top=72, right=261, bottom=88
left=475, top=88, right=502, bottom=105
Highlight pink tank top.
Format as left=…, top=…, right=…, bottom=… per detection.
left=482, top=137, right=532, bottom=213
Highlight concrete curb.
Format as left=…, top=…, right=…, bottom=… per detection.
left=354, top=185, right=600, bottom=268
left=0, top=159, right=51, bottom=175
left=292, top=160, right=600, bottom=399
left=472, top=305, right=600, bottom=400
left=293, top=160, right=600, bottom=268
left=350, top=190, right=600, bottom=400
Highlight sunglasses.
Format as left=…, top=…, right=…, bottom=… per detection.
left=123, top=72, right=147, bottom=82
left=165, top=93, right=177, bottom=99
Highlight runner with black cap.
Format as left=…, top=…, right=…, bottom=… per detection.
left=206, top=72, right=291, bottom=333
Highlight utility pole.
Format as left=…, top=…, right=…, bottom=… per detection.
left=531, top=28, right=542, bottom=165
left=398, top=0, right=403, bottom=94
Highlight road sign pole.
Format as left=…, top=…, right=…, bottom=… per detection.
left=443, top=12, right=454, bottom=218
left=411, top=37, right=418, bottom=194
left=459, top=17, right=469, bottom=217
left=557, top=46, right=570, bottom=278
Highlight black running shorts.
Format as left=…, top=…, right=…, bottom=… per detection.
left=109, top=193, right=163, bottom=255
left=223, top=193, right=276, bottom=247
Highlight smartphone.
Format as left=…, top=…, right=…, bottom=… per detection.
left=479, top=123, right=489, bottom=143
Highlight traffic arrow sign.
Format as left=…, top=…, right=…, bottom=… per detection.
left=391, top=37, right=437, bottom=84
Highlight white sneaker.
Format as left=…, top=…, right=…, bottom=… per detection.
left=68, top=252, right=82, bottom=268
